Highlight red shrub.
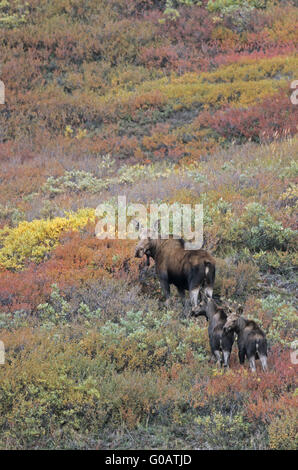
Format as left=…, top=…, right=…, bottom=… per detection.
left=158, top=6, right=215, bottom=50
left=212, top=44, right=297, bottom=69
left=0, top=227, right=139, bottom=314
left=196, top=93, right=298, bottom=143
left=191, top=348, right=297, bottom=416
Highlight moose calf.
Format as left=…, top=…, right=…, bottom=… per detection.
left=134, top=221, right=215, bottom=314
left=223, top=308, right=268, bottom=373
left=194, top=297, right=234, bottom=369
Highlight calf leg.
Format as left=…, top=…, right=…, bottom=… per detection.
left=214, top=350, right=222, bottom=368
left=249, top=356, right=256, bottom=373
left=223, top=350, right=230, bottom=369
left=259, top=355, right=268, bottom=372
left=238, top=349, right=246, bottom=365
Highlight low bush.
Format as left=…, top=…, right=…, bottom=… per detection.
left=0, top=209, right=95, bottom=270
left=196, top=93, right=298, bottom=144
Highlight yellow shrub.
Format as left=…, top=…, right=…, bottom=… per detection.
left=200, top=55, right=298, bottom=84
left=268, top=409, right=298, bottom=450
left=0, top=209, right=95, bottom=270
left=95, top=55, right=297, bottom=114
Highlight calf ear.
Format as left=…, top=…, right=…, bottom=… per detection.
left=200, top=292, right=209, bottom=303
left=221, top=299, right=231, bottom=313
left=224, top=304, right=234, bottom=316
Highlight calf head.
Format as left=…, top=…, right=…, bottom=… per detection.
left=223, top=305, right=243, bottom=333
left=191, top=294, right=212, bottom=319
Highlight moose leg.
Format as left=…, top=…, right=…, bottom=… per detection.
left=177, top=287, right=187, bottom=317
left=177, top=287, right=185, bottom=306
left=204, top=261, right=215, bottom=299
left=204, top=286, right=213, bottom=299
left=189, top=287, right=200, bottom=314
left=259, top=355, right=268, bottom=372
left=160, top=278, right=170, bottom=307
left=214, top=350, right=222, bottom=368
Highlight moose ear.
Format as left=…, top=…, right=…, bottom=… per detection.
left=236, top=305, right=243, bottom=316
left=130, top=219, right=143, bottom=231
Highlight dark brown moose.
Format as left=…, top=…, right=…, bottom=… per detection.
left=134, top=222, right=215, bottom=314
left=223, top=308, right=268, bottom=373
left=194, top=296, right=234, bottom=369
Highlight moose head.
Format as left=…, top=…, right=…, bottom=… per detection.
left=133, top=219, right=161, bottom=265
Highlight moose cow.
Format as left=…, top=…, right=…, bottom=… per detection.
left=134, top=221, right=215, bottom=314
left=223, top=308, right=268, bottom=372
left=194, top=296, right=235, bottom=369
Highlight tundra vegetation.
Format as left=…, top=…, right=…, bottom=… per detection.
left=0, top=0, right=297, bottom=450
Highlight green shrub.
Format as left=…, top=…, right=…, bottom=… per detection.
left=207, top=0, right=267, bottom=14
left=252, top=249, right=297, bottom=274
left=42, top=170, right=107, bottom=196
left=214, top=258, right=260, bottom=300
left=239, top=203, right=295, bottom=252
left=37, top=284, right=101, bottom=328
left=0, top=204, right=24, bottom=227
left=194, top=410, right=252, bottom=449
left=261, top=295, right=297, bottom=346
left=0, top=0, right=30, bottom=28
left=268, top=410, right=298, bottom=450
left=162, top=0, right=202, bottom=21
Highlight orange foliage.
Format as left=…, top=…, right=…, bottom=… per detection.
left=0, top=227, right=139, bottom=313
